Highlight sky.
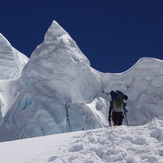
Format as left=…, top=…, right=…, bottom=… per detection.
left=0, top=0, right=163, bottom=73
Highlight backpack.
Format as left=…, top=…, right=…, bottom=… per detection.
left=113, top=90, right=124, bottom=112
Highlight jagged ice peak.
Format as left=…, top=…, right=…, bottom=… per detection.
left=44, top=20, right=69, bottom=41
left=0, top=33, right=28, bottom=79
left=0, top=33, right=11, bottom=46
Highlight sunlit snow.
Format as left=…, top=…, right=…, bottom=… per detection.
left=0, top=119, right=163, bottom=163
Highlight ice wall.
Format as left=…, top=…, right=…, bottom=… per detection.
left=0, top=34, right=28, bottom=127
left=3, top=21, right=103, bottom=138
left=102, top=57, right=163, bottom=125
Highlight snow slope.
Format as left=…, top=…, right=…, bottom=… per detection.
left=0, top=118, right=163, bottom=163
left=0, top=20, right=162, bottom=142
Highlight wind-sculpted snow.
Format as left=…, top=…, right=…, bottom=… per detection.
left=0, top=20, right=163, bottom=141
left=0, top=34, right=28, bottom=79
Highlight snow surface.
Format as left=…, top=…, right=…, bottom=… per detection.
left=0, top=118, right=163, bottom=163
left=0, top=20, right=162, bottom=148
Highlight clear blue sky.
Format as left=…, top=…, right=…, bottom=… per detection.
left=0, top=0, right=163, bottom=72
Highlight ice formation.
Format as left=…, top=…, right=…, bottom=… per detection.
left=0, top=21, right=162, bottom=140
left=0, top=33, right=28, bottom=79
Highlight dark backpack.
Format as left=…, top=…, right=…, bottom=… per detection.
left=114, top=91, right=124, bottom=111
left=110, top=90, right=128, bottom=112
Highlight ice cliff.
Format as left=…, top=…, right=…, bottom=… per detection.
left=0, top=34, right=28, bottom=122
left=0, top=21, right=163, bottom=140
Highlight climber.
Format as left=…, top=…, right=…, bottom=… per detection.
left=108, top=90, right=128, bottom=126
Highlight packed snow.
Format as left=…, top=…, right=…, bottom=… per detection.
left=0, top=118, right=163, bottom=163
left=0, top=20, right=163, bottom=162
